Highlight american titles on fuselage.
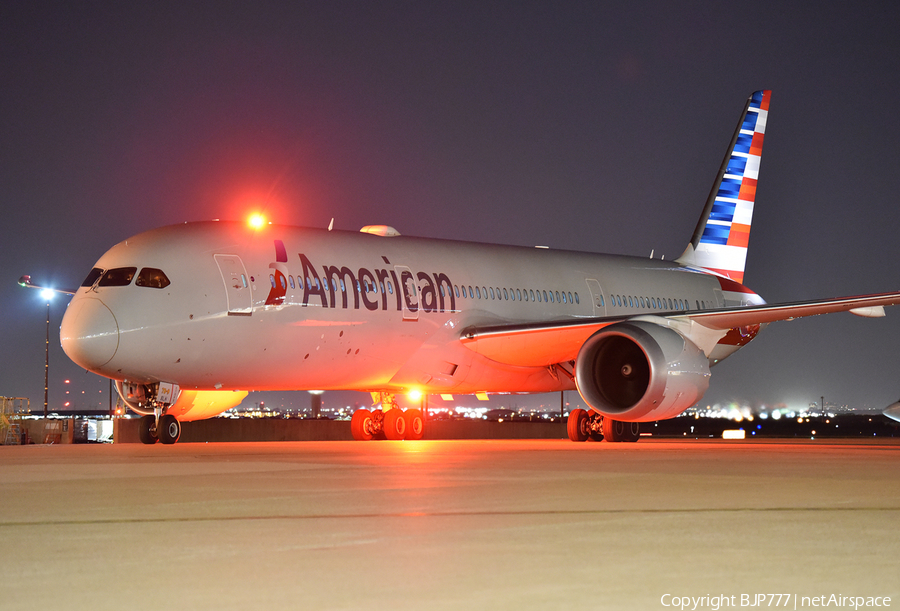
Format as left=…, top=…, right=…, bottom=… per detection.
left=266, top=244, right=585, bottom=314
left=286, top=252, right=456, bottom=313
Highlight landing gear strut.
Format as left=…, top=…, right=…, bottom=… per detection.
left=350, top=393, right=425, bottom=441
left=566, top=409, right=639, bottom=442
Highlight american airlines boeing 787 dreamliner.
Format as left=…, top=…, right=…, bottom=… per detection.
left=31, top=91, right=900, bottom=444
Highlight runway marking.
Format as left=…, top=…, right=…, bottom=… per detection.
left=1, top=506, right=898, bottom=528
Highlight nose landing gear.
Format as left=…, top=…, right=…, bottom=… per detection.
left=137, top=413, right=182, bottom=444
left=118, top=381, right=184, bottom=445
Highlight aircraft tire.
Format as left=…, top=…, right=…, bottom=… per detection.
left=603, top=418, right=624, bottom=442
left=383, top=409, right=407, bottom=440
left=350, top=409, right=375, bottom=441
left=405, top=408, right=424, bottom=440
left=567, top=408, right=589, bottom=442
left=138, top=415, right=158, bottom=445
left=603, top=419, right=640, bottom=442
left=625, top=421, right=640, bottom=442
left=158, top=414, right=181, bottom=445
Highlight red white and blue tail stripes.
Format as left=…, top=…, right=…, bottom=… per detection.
left=677, top=90, right=770, bottom=284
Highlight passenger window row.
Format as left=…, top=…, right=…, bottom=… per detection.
left=279, top=276, right=396, bottom=295
left=604, top=294, right=715, bottom=312
left=454, top=284, right=580, bottom=306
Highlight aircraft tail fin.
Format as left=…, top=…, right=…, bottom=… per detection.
left=676, top=90, right=771, bottom=284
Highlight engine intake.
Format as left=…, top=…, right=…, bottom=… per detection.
left=575, top=321, right=710, bottom=422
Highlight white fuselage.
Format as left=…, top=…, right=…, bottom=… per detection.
left=60, top=221, right=762, bottom=396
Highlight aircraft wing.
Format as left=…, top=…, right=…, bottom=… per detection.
left=884, top=401, right=900, bottom=423
left=460, top=291, right=900, bottom=367
left=681, top=291, right=900, bottom=329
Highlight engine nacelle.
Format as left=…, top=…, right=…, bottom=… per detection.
left=574, top=321, right=711, bottom=422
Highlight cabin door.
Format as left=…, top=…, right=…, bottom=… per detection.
left=214, top=254, right=253, bottom=316
left=394, top=265, right=419, bottom=321
left=585, top=278, right=607, bottom=316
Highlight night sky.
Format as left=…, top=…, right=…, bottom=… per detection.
left=3, top=2, right=900, bottom=415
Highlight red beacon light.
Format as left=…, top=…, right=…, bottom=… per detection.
left=248, top=213, right=266, bottom=229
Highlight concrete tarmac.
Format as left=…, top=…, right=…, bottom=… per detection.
left=1, top=439, right=899, bottom=610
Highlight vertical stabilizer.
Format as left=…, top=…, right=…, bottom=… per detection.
left=676, top=90, right=771, bottom=284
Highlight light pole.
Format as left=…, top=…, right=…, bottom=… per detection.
left=309, top=390, right=324, bottom=418
left=40, top=289, right=54, bottom=418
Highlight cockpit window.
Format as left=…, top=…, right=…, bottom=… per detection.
left=98, top=267, right=137, bottom=287
left=136, top=268, right=170, bottom=289
left=81, top=267, right=104, bottom=287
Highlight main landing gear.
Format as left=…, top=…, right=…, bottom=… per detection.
left=350, top=393, right=424, bottom=441
left=566, top=408, right=639, bottom=443
left=138, top=413, right=182, bottom=445
left=350, top=407, right=425, bottom=441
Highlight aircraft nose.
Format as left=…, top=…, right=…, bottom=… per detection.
left=60, top=297, right=119, bottom=371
